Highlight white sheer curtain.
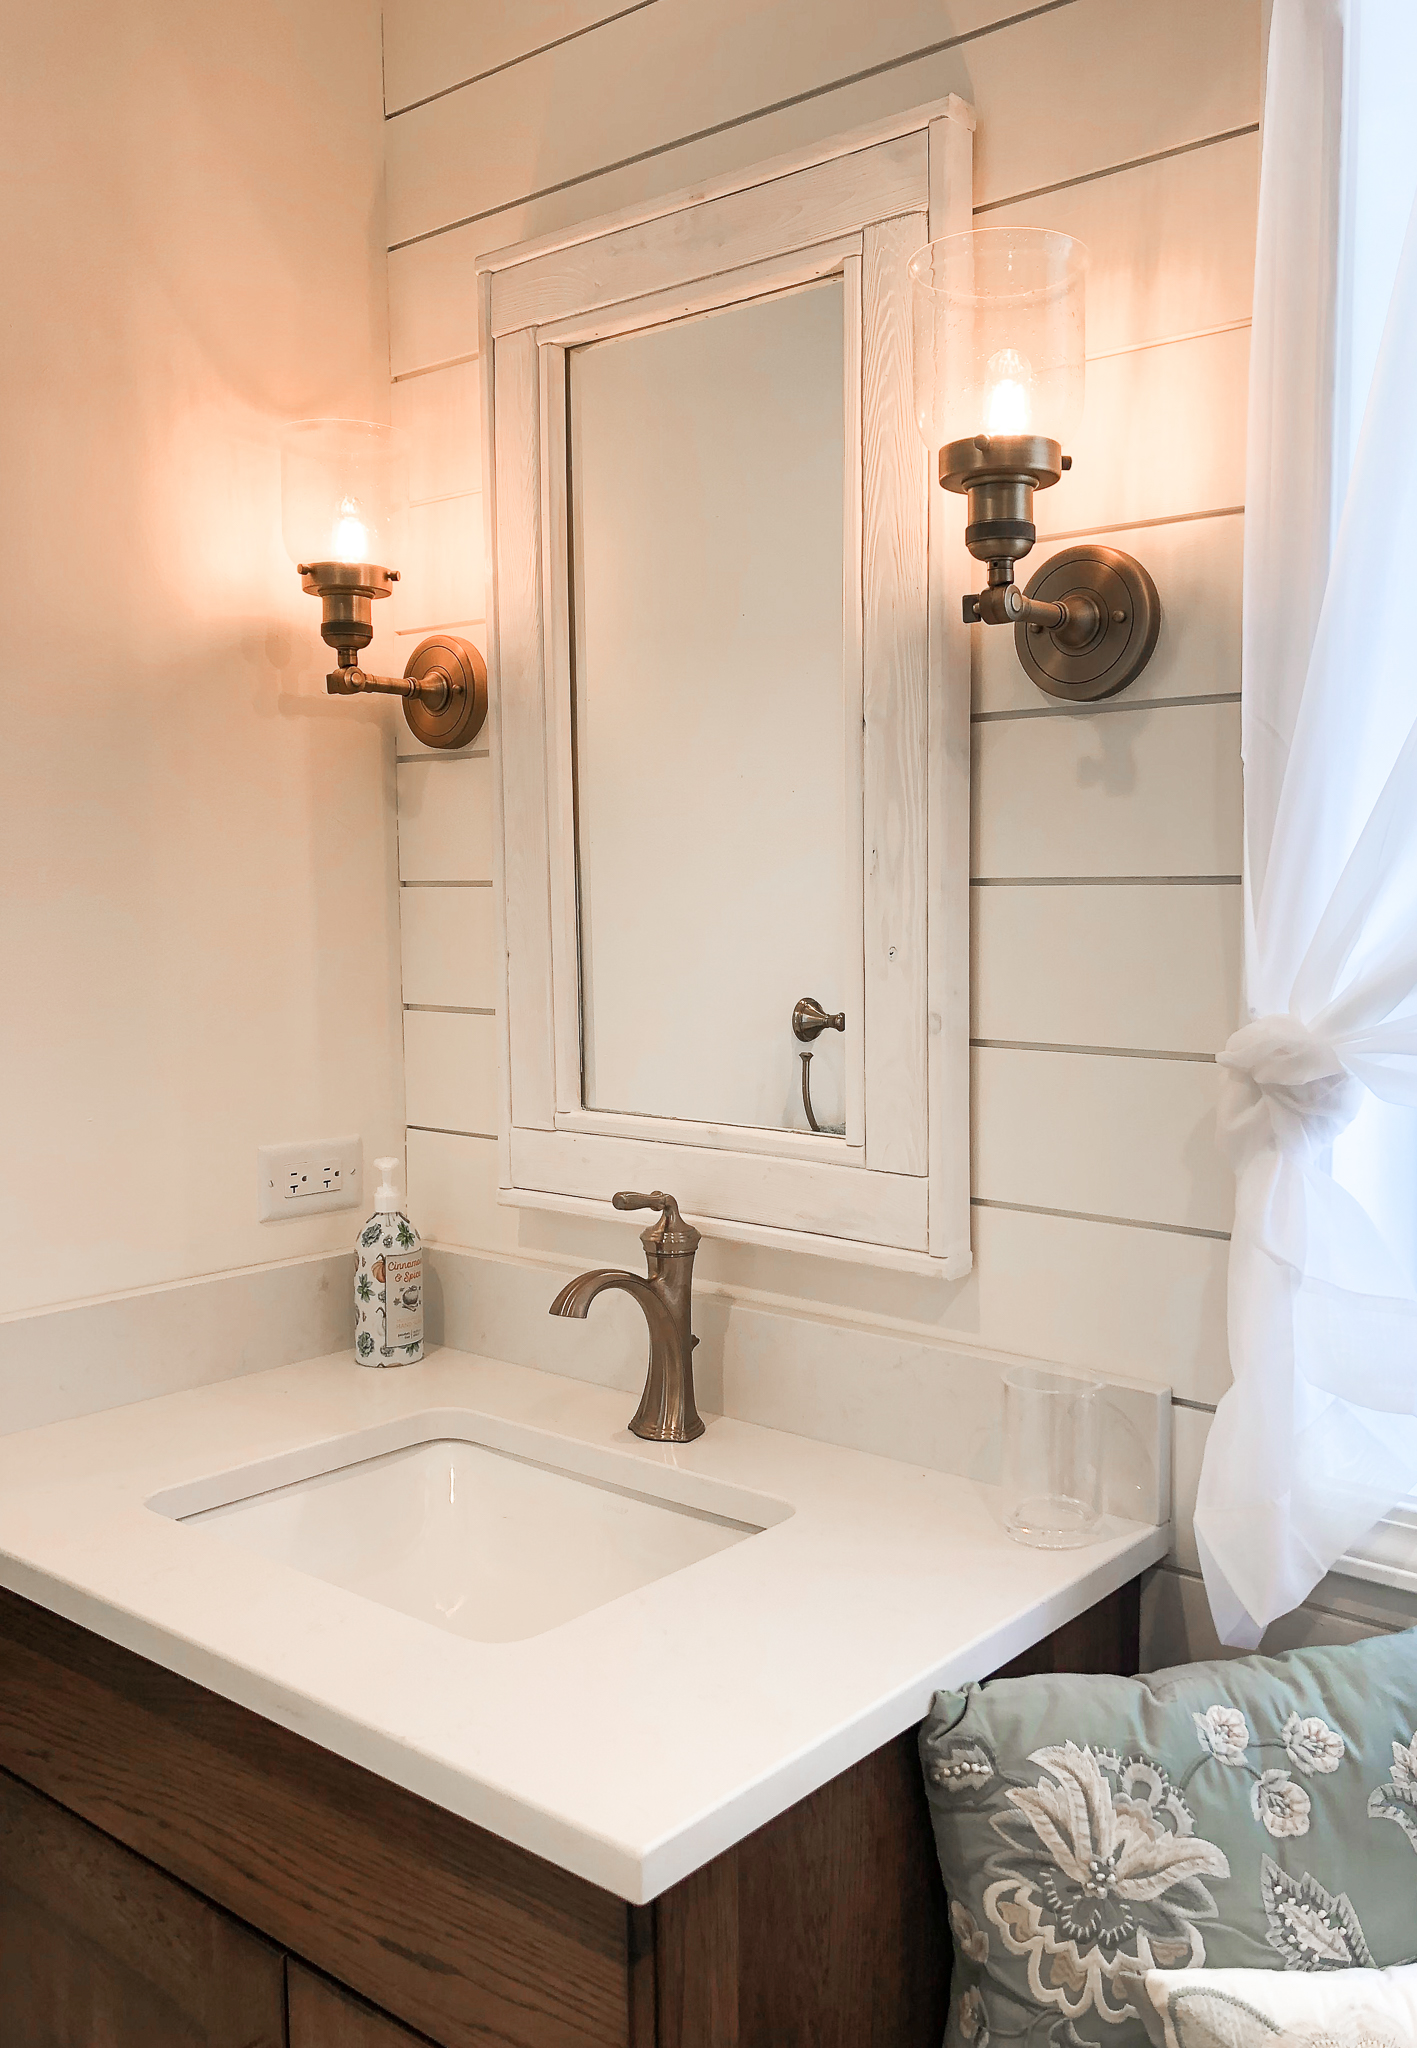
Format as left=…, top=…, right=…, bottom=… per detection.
left=1194, top=0, right=1417, bottom=1646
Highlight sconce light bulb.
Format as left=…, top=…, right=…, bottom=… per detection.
left=983, top=348, right=1033, bottom=435
left=332, top=495, right=370, bottom=565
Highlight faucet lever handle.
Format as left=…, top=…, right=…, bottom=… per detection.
left=612, top=1189, right=701, bottom=1256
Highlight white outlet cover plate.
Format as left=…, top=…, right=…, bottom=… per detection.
left=258, top=1137, right=363, bottom=1221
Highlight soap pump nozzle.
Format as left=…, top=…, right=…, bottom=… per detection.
left=373, top=1156, right=403, bottom=1214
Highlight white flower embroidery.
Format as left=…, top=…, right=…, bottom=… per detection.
left=950, top=1899, right=990, bottom=1964
left=1281, top=1712, right=1345, bottom=1776
left=984, top=1743, right=1228, bottom=2022
left=1367, top=1729, right=1417, bottom=1852
left=1193, top=1704, right=1251, bottom=1764
left=1251, top=1769, right=1311, bottom=1839
left=958, top=1985, right=988, bottom=2044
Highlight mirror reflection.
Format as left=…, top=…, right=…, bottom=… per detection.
left=569, top=278, right=849, bottom=1135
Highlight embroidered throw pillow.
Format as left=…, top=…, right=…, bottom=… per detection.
left=919, top=1628, right=1417, bottom=2048
left=1138, top=1961, right=1417, bottom=2048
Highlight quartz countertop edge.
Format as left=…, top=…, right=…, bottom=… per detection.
left=0, top=1346, right=1170, bottom=1903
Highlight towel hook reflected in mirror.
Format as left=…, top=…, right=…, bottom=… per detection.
left=792, top=997, right=846, bottom=1134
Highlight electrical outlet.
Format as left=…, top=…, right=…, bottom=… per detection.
left=258, top=1137, right=363, bottom=1221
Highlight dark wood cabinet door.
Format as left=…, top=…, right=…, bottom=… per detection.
left=0, top=1589, right=631, bottom=2048
left=0, top=1766, right=285, bottom=2048
left=288, top=1961, right=431, bottom=2047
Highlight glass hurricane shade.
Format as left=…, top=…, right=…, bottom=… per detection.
left=281, top=419, right=407, bottom=570
left=908, top=228, right=1087, bottom=454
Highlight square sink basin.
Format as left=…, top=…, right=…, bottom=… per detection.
left=152, top=1423, right=788, bottom=1643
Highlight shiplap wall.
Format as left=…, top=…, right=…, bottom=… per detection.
left=382, top=0, right=1412, bottom=1662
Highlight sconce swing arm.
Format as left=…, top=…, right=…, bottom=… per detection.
left=296, top=559, right=487, bottom=751
left=943, top=432, right=1160, bottom=704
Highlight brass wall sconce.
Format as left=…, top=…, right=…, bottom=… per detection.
left=281, top=419, right=486, bottom=750
left=909, top=230, right=1159, bottom=701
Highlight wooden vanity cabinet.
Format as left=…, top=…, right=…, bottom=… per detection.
left=0, top=1769, right=285, bottom=2048
left=288, top=1963, right=428, bottom=2047
left=0, top=1581, right=1139, bottom=2048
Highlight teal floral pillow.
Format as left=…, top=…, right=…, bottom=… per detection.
left=919, top=1629, right=1417, bottom=2048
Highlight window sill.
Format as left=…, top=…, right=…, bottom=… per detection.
left=1339, top=1502, right=1417, bottom=1597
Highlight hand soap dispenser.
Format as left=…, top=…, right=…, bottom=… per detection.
left=354, top=1157, right=423, bottom=1367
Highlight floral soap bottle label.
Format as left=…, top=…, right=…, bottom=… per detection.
left=354, top=1157, right=423, bottom=1367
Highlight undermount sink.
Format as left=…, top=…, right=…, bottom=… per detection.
left=148, top=1417, right=790, bottom=1643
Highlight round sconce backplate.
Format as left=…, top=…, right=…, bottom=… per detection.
left=402, top=634, right=488, bottom=751
left=1014, top=544, right=1160, bottom=701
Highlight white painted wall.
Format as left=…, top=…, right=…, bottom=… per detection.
left=382, top=0, right=1416, bottom=1660
left=0, top=1, right=406, bottom=1319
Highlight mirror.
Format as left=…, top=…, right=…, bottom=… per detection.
left=484, top=98, right=974, bottom=1269
left=568, top=278, right=849, bottom=1136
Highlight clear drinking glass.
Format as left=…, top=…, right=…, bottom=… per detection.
left=1001, top=1364, right=1103, bottom=1548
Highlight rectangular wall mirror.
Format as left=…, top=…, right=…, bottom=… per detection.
left=480, top=96, right=975, bottom=1275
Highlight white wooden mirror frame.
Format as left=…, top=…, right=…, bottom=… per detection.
left=478, top=94, right=975, bottom=1277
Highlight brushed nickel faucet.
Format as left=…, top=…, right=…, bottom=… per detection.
left=549, top=1191, right=704, bottom=1442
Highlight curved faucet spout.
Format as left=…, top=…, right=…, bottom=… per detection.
left=550, top=1268, right=671, bottom=1332
left=548, top=1205, right=705, bottom=1442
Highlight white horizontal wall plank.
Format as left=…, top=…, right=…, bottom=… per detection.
left=966, top=1203, right=1229, bottom=1406
left=391, top=359, right=483, bottom=502
left=1141, top=1566, right=1392, bottom=1672
left=388, top=4, right=968, bottom=247
left=974, top=512, right=1244, bottom=715
left=972, top=1045, right=1232, bottom=1232
left=390, top=238, right=483, bottom=377
left=406, top=1127, right=518, bottom=1249
left=1041, top=327, right=1251, bottom=536
left=386, top=0, right=1257, bottom=250
left=972, top=701, right=1243, bottom=880
left=404, top=1009, right=500, bottom=1133
left=391, top=494, right=486, bottom=634
left=384, top=0, right=646, bottom=115
left=972, top=882, right=1241, bottom=1055
left=982, top=129, right=1259, bottom=358
left=396, top=756, right=495, bottom=879
left=968, top=0, right=1258, bottom=210
left=399, top=886, right=498, bottom=1009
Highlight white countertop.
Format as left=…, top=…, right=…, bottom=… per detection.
left=0, top=1347, right=1167, bottom=1901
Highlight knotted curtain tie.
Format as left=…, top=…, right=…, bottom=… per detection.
left=1216, top=1013, right=1365, bottom=1165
